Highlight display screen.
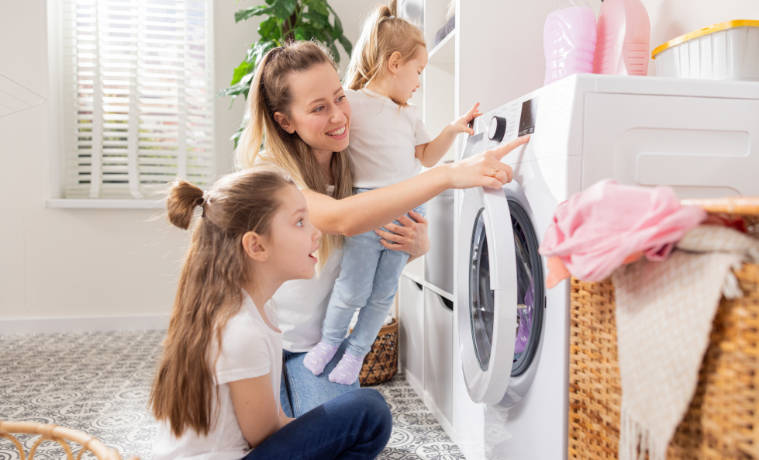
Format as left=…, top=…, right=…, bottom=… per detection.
left=518, top=97, right=539, bottom=137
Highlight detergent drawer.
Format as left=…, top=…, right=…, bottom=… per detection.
left=582, top=93, right=759, bottom=198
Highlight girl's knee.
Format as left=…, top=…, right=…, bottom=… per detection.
left=355, top=389, right=392, bottom=430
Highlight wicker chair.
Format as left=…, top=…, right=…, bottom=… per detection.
left=0, top=420, right=138, bottom=460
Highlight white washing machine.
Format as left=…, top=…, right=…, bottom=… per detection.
left=453, top=74, right=759, bottom=460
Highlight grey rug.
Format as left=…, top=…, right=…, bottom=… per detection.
left=0, top=331, right=463, bottom=460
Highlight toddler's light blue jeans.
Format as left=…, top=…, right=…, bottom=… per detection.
left=321, top=188, right=426, bottom=358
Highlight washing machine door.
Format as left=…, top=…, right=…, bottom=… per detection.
left=458, top=185, right=545, bottom=405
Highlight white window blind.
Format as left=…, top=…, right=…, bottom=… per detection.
left=61, top=0, right=214, bottom=199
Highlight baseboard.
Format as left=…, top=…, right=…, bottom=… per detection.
left=0, top=314, right=169, bottom=335
left=404, top=370, right=424, bottom=401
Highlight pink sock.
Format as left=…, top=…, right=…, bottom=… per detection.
left=304, top=341, right=339, bottom=376
left=328, top=352, right=364, bottom=385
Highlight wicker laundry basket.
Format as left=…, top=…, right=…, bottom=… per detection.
left=568, top=197, right=759, bottom=459
left=358, top=318, right=399, bottom=386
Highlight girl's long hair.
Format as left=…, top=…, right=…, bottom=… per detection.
left=343, top=0, right=426, bottom=99
left=149, top=169, right=293, bottom=437
left=236, top=41, right=352, bottom=269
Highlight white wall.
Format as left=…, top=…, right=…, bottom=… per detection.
left=0, top=0, right=370, bottom=332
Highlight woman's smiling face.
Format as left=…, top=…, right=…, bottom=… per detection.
left=275, top=62, right=351, bottom=155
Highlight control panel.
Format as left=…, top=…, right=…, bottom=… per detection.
left=462, top=97, right=540, bottom=160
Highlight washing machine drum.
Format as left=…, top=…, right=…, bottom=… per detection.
left=459, top=187, right=544, bottom=405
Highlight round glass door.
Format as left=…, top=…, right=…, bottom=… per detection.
left=469, top=208, right=494, bottom=371
left=468, top=201, right=544, bottom=376
left=509, top=199, right=544, bottom=376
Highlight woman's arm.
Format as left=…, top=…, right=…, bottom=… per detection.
left=304, top=136, right=529, bottom=237
left=229, top=375, right=282, bottom=449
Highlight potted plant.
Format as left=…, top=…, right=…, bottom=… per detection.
left=217, top=0, right=353, bottom=146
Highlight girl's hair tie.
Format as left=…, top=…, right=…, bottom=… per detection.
left=200, top=190, right=212, bottom=216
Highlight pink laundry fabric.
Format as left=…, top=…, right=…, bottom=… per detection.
left=539, top=180, right=707, bottom=282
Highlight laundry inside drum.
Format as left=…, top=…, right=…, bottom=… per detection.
left=509, top=200, right=544, bottom=376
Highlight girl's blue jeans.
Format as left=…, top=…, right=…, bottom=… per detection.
left=243, top=388, right=392, bottom=460
left=280, top=339, right=359, bottom=418
left=321, top=188, right=426, bottom=358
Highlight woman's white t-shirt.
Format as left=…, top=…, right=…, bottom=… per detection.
left=274, top=248, right=343, bottom=352
left=345, top=88, right=432, bottom=189
left=152, top=292, right=282, bottom=460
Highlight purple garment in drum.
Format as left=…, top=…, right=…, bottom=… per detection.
left=514, top=282, right=534, bottom=355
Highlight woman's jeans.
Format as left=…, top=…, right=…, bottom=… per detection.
left=243, top=388, right=392, bottom=460
left=280, top=339, right=360, bottom=418
left=321, top=188, right=426, bottom=358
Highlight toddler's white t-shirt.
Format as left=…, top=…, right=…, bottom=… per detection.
left=152, top=291, right=282, bottom=460
left=346, top=88, right=432, bottom=189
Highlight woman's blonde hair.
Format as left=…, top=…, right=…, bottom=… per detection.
left=343, top=0, right=426, bottom=96
left=236, top=41, right=352, bottom=269
left=150, top=169, right=294, bottom=437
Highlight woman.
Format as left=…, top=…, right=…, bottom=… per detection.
left=237, top=41, right=528, bottom=417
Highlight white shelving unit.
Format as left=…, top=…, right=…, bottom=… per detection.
left=397, top=0, right=459, bottom=444
left=398, top=0, right=553, bottom=448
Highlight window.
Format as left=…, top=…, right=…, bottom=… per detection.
left=60, top=0, right=214, bottom=200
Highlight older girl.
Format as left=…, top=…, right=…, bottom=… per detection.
left=238, top=41, right=527, bottom=416
left=150, top=170, right=392, bottom=460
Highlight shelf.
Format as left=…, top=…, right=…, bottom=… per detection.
left=428, top=29, right=456, bottom=66
left=402, top=255, right=425, bottom=282
left=401, top=271, right=455, bottom=302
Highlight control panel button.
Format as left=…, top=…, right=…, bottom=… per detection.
left=488, top=116, right=506, bottom=142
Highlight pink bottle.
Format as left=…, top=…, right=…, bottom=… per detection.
left=543, top=0, right=597, bottom=86
left=593, top=0, right=651, bottom=75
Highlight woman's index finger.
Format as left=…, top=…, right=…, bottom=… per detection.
left=489, top=135, right=530, bottom=161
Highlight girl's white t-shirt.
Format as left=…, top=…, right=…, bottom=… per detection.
left=345, top=88, right=432, bottom=189
left=152, top=292, right=282, bottom=460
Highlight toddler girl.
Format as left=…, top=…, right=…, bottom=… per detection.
left=150, top=169, right=391, bottom=459
left=304, top=0, right=481, bottom=385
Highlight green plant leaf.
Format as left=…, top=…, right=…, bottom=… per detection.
left=231, top=127, right=243, bottom=150
left=270, top=0, right=297, bottom=20
left=309, top=0, right=329, bottom=16
left=338, top=34, right=352, bottom=55
left=246, top=40, right=277, bottom=66
left=235, top=5, right=273, bottom=23
left=332, top=13, right=343, bottom=37
left=258, top=16, right=279, bottom=40
left=240, top=70, right=257, bottom=85
left=230, top=61, right=253, bottom=86
left=299, top=23, right=323, bottom=42
left=216, top=81, right=251, bottom=99
left=328, top=42, right=340, bottom=63
left=302, top=10, right=329, bottom=28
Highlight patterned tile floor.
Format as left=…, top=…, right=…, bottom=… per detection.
left=0, top=331, right=464, bottom=460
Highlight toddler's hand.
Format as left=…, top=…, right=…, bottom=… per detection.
left=448, top=103, right=483, bottom=136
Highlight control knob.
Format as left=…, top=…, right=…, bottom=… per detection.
left=488, top=116, right=506, bottom=142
